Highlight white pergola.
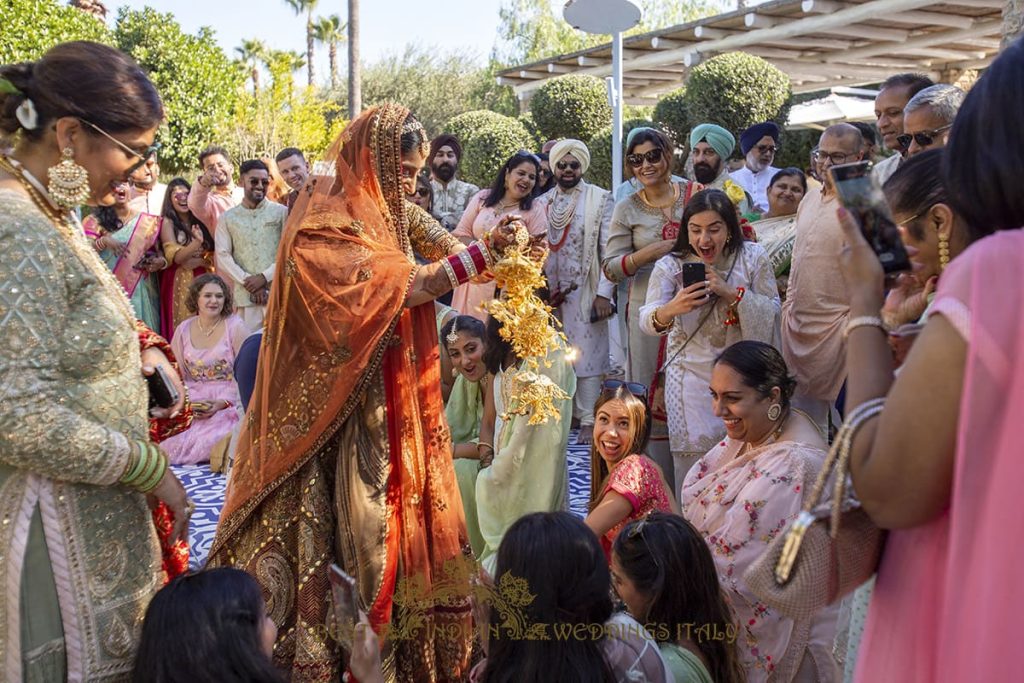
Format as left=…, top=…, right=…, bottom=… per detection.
left=497, top=0, right=1003, bottom=103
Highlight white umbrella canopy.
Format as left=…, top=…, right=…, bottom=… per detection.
left=787, top=90, right=879, bottom=130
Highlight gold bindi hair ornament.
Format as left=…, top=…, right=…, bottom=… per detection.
left=446, top=327, right=460, bottom=345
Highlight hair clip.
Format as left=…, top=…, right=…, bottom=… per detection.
left=15, top=98, right=38, bottom=131
left=402, top=120, right=425, bottom=135
left=446, top=327, right=460, bottom=345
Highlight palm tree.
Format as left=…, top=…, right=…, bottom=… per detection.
left=235, top=39, right=267, bottom=93
left=313, top=15, right=346, bottom=91
left=284, top=0, right=320, bottom=87
left=348, top=0, right=361, bottom=117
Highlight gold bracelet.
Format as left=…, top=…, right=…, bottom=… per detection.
left=652, top=307, right=673, bottom=331
left=844, top=315, right=887, bottom=340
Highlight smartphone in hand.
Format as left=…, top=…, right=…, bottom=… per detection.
left=681, top=262, right=706, bottom=289
left=146, top=365, right=180, bottom=409
left=829, top=161, right=911, bottom=274
left=329, top=564, right=359, bottom=651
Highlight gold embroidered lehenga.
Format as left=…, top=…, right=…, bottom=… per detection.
left=208, top=104, right=473, bottom=682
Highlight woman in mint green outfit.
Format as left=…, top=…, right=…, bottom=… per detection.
left=613, top=513, right=746, bottom=683
left=441, top=315, right=490, bottom=556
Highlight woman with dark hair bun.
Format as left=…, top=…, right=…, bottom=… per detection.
left=0, top=41, right=190, bottom=680
left=679, top=340, right=839, bottom=682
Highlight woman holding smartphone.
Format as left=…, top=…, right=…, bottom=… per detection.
left=639, top=189, right=781, bottom=489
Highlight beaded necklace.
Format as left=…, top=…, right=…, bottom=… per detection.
left=0, top=154, right=137, bottom=328
left=546, top=186, right=581, bottom=252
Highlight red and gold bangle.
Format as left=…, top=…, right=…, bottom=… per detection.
left=621, top=254, right=635, bottom=277
left=723, top=287, right=746, bottom=326
left=443, top=241, right=495, bottom=289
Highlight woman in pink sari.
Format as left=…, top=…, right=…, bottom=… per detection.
left=839, top=39, right=1024, bottom=683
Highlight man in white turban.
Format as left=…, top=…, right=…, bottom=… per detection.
left=541, top=139, right=615, bottom=444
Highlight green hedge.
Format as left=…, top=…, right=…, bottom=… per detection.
left=530, top=74, right=612, bottom=143
left=517, top=112, right=545, bottom=150
left=653, top=87, right=690, bottom=147
left=443, top=110, right=513, bottom=149
left=684, top=52, right=792, bottom=143
left=586, top=119, right=665, bottom=191
left=459, top=118, right=535, bottom=188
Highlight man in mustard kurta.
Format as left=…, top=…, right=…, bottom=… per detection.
left=214, top=159, right=287, bottom=329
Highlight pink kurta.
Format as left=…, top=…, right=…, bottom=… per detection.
left=450, top=190, right=547, bottom=320
left=160, top=315, right=246, bottom=465
left=681, top=438, right=839, bottom=683
left=781, top=187, right=849, bottom=403
left=186, top=182, right=242, bottom=235
left=855, top=230, right=1024, bottom=683
left=601, top=454, right=673, bottom=556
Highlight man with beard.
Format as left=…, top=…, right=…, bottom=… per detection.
left=189, top=144, right=243, bottom=233
left=782, top=124, right=865, bottom=431
left=274, top=146, right=309, bottom=212
left=871, top=73, right=935, bottom=184
left=689, top=123, right=753, bottom=214
left=214, top=159, right=287, bottom=328
left=429, top=134, right=479, bottom=230
left=730, top=121, right=782, bottom=214
left=540, top=139, right=615, bottom=444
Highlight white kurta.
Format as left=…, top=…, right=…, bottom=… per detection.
left=542, top=183, right=614, bottom=378
left=730, top=165, right=781, bottom=214
left=639, top=242, right=781, bottom=488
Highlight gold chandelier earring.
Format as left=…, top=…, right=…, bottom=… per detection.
left=47, top=147, right=90, bottom=209
left=938, top=231, right=951, bottom=273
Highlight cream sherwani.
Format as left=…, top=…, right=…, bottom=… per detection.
left=541, top=182, right=615, bottom=426
left=214, top=199, right=287, bottom=329
left=781, top=187, right=848, bottom=426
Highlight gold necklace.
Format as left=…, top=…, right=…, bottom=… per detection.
left=741, top=410, right=790, bottom=455
left=0, top=155, right=137, bottom=328
left=196, top=316, right=222, bottom=337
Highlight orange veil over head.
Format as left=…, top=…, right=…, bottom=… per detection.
left=210, top=104, right=471, bottom=681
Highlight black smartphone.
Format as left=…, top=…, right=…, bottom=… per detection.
left=329, top=564, right=359, bottom=650
left=681, top=262, right=706, bottom=289
left=829, top=161, right=911, bottom=274
left=146, top=365, right=180, bottom=409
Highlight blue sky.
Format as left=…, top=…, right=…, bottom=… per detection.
left=115, top=0, right=506, bottom=79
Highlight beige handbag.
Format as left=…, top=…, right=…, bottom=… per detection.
left=743, top=398, right=886, bottom=622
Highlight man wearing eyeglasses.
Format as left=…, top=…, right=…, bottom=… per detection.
left=871, top=73, right=935, bottom=185
left=900, top=84, right=965, bottom=159
left=539, top=139, right=615, bottom=445
left=730, top=122, right=782, bottom=214
left=214, top=159, right=287, bottom=329
left=782, top=124, right=865, bottom=431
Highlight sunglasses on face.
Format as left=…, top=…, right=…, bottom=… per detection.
left=626, top=148, right=664, bottom=168
left=896, top=124, right=953, bottom=151
left=81, top=118, right=161, bottom=176
left=556, top=160, right=581, bottom=171
left=414, top=187, right=430, bottom=197
left=602, top=379, right=648, bottom=397
left=756, top=144, right=778, bottom=154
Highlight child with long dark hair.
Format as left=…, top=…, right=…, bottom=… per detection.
left=132, top=568, right=284, bottom=683
left=613, top=513, right=746, bottom=683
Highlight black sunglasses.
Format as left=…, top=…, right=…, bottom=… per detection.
left=626, top=148, right=664, bottom=168
left=515, top=149, right=542, bottom=164
left=413, top=187, right=430, bottom=197
left=896, top=124, right=952, bottom=151
left=556, top=160, right=581, bottom=171
left=602, top=379, right=648, bottom=397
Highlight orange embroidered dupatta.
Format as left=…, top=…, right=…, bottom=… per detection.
left=209, top=105, right=471, bottom=682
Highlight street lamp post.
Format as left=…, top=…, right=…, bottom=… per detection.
left=563, top=0, right=643, bottom=191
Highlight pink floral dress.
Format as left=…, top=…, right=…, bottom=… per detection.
left=160, top=315, right=245, bottom=465
left=601, top=454, right=673, bottom=555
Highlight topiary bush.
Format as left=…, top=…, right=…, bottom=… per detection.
left=443, top=110, right=512, bottom=150
left=530, top=74, right=612, bottom=143
left=653, top=87, right=690, bottom=148
left=684, top=52, right=792, bottom=141
left=459, top=118, right=535, bottom=188
left=586, top=119, right=664, bottom=191
left=518, top=112, right=545, bottom=151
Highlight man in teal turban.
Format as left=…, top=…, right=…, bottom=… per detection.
left=689, top=123, right=752, bottom=213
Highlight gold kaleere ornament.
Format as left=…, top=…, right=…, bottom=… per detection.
left=484, top=220, right=571, bottom=425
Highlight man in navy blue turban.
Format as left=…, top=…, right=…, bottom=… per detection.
left=730, top=121, right=781, bottom=213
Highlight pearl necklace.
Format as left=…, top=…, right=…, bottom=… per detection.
left=546, top=186, right=581, bottom=252
left=0, top=155, right=137, bottom=328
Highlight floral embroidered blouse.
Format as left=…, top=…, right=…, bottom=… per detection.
left=601, top=454, right=673, bottom=553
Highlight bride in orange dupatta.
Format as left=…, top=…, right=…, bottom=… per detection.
left=209, top=104, right=516, bottom=682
